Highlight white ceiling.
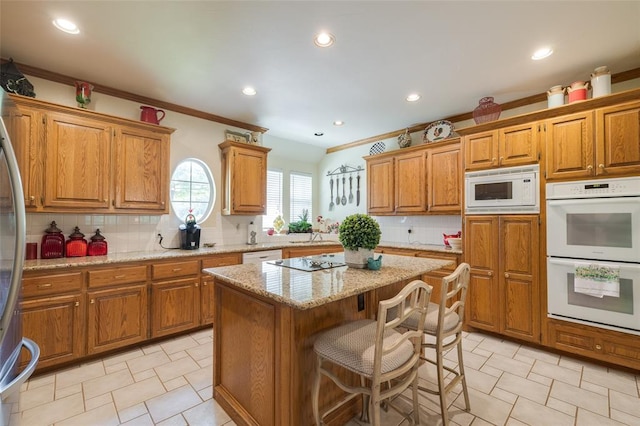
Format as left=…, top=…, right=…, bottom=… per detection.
left=1, top=1, right=639, bottom=149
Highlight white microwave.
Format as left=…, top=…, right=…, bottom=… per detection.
left=465, top=164, right=539, bottom=214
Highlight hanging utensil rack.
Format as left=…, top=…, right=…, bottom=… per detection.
left=326, top=165, right=363, bottom=177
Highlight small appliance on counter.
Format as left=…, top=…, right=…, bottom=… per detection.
left=66, top=226, right=87, bottom=257
left=87, top=229, right=108, bottom=256
left=247, top=221, right=257, bottom=245
left=41, top=221, right=65, bottom=259
left=179, top=212, right=201, bottom=250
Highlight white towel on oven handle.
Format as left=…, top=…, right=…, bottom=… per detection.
left=574, top=262, right=620, bottom=298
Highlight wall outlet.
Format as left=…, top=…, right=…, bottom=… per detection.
left=407, top=227, right=413, bottom=234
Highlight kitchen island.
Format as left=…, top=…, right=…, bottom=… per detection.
left=203, top=253, right=452, bottom=426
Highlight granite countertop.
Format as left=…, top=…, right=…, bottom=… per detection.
left=203, top=254, right=453, bottom=310
left=22, top=240, right=461, bottom=271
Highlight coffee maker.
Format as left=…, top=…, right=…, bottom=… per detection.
left=179, top=212, right=201, bottom=250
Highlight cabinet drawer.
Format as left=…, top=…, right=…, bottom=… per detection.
left=23, top=272, right=83, bottom=298
left=88, top=265, right=148, bottom=288
left=202, top=253, right=242, bottom=269
left=152, top=260, right=201, bottom=280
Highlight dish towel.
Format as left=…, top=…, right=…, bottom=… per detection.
left=574, top=263, right=620, bottom=298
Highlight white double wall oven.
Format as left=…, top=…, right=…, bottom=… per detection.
left=546, top=177, right=640, bottom=334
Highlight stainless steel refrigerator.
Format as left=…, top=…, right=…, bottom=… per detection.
left=0, top=91, right=39, bottom=424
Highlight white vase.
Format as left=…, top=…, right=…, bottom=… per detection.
left=343, top=248, right=374, bottom=269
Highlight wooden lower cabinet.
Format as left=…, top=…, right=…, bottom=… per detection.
left=87, top=284, right=148, bottom=355
left=547, top=319, right=640, bottom=370
left=20, top=294, right=84, bottom=369
left=151, top=278, right=201, bottom=337
left=464, top=215, right=540, bottom=343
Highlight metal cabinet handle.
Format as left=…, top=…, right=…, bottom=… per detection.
left=492, top=158, right=497, bottom=164
left=595, top=344, right=602, bottom=350
left=499, top=156, right=504, bottom=165
left=74, top=301, right=80, bottom=307
left=587, top=165, right=594, bottom=175
left=195, top=283, right=199, bottom=287
left=172, top=268, right=182, bottom=272
left=90, top=299, right=95, bottom=304
left=488, top=271, right=493, bottom=276
left=598, top=164, right=605, bottom=169
left=505, top=273, right=510, bottom=278
left=37, top=283, right=52, bottom=289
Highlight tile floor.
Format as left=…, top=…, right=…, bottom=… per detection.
left=12, top=329, right=640, bottom=425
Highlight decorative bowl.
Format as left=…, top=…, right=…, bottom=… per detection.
left=448, top=237, right=462, bottom=250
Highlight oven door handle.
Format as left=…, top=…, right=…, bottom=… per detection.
left=548, top=257, right=640, bottom=270
left=548, top=197, right=640, bottom=206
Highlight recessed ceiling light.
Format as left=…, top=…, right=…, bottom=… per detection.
left=314, top=132, right=324, bottom=137
left=314, top=32, right=335, bottom=48
left=406, top=93, right=421, bottom=102
left=52, top=18, right=80, bottom=34
left=242, top=87, right=257, bottom=96
left=531, top=47, right=553, bottom=60
left=333, top=121, right=344, bottom=126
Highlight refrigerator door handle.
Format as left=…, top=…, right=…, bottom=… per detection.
left=0, top=338, right=39, bottom=399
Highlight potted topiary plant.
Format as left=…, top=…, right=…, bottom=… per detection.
left=338, top=213, right=381, bottom=268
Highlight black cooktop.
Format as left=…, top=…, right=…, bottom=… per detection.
left=268, top=254, right=346, bottom=272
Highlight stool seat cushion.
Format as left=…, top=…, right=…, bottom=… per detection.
left=400, top=302, right=460, bottom=334
left=314, top=319, right=413, bottom=377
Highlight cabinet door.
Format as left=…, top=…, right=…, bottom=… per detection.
left=44, top=112, right=112, bottom=209
left=545, top=112, right=594, bottom=180
left=464, top=216, right=499, bottom=332
left=230, top=147, right=267, bottom=214
left=367, top=156, right=395, bottom=214
left=395, top=150, right=426, bottom=213
left=20, top=294, right=84, bottom=369
left=151, top=278, right=201, bottom=337
left=12, top=105, right=44, bottom=209
left=499, top=216, right=540, bottom=343
left=113, top=126, right=169, bottom=211
left=596, top=101, right=640, bottom=177
left=201, top=275, right=215, bottom=325
left=87, top=284, right=148, bottom=355
left=428, top=143, right=461, bottom=213
left=464, top=130, right=498, bottom=170
left=498, top=122, right=539, bottom=167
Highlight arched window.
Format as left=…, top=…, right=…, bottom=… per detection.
left=170, top=158, right=215, bottom=223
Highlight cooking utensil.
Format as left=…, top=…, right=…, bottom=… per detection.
left=329, top=177, right=334, bottom=210
left=348, top=175, right=354, bottom=204
left=356, top=174, right=361, bottom=206
left=336, top=178, right=341, bottom=206
left=341, top=176, right=347, bottom=205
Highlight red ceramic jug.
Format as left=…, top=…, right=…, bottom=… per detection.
left=140, top=106, right=165, bottom=124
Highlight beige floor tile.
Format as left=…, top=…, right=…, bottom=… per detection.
left=454, top=387, right=511, bottom=425
left=546, top=396, right=576, bottom=417
left=557, top=356, right=585, bottom=372
left=187, top=342, right=214, bottom=361
left=119, top=413, right=154, bottom=425
left=133, top=368, right=157, bottom=382
left=104, top=361, right=128, bottom=375
left=181, top=399, right=234, bottom=426
left=505, top=418, right=529, bottom=426
left=496, top=372, right=549, bottom=404
left=126, top=350, right=171, bottom=375
left=156, top=414, right=188, bottom=425
left=146, top=385, right=203, bottom=423
left=515, top=345, right=560, bottom=365
left=20, top=393, right=84, bottom=426
left=117, top=402, right=148, bottom=423
left=583, top=367, right=638, bottom=397
left=527, top=371, right=552, bottom=386
left=478, top=363, right=503, bottom=378
left=455, top=350, right=487, bottom=371
left=55, top=401, right=119, bottom=426
left=531, top=359, right=581, bottom=386
left=198, top=385, right=213, bottom=401
left=610, top=407, right=640, bottom=425
left=476, top=336, right=519, bottom=358
left=55, top=362, right=105, bottom=390
left=550, top=381, right=609, bottom=416
left=485, top=353, right=532, bottom=378
left=184, top=364, right=213, bottom=391
left=464, top=366, right=498, bottom=394
left=55, top=383, right=81, bottom=400
left=164, top=376, right=189, bottom=392
left=581, top=379, right=609, bottom=396
left=84, top=392, right=113, bottom=411
left=101, top=347, right=144, bottom=367
left=160, top=335, right=198, bottom=355
left=490, top=387, right=517, bottom=405
left=197, top=355, right=214, bottom=368
left=25, top=373, right=55, bottom=391
left=610, top=389, right=640, bottom=418
left=19, top=382, right=54, bottom=412
left=155, top=356, right=200, bottom=383
left=112, top=376, right=165, bottom=411
left=168, top=350, right=189, bottom=361
left=471, top=347, right=493, bottom=359
left=83, top=368, right=133, bottom=400
left=141, top=343, right=163, bottom=355
left=189, top=328, right=213, bottom=340
left=511, top=397, right=574, bottom=426
left=576, top=408, right=630, bottom=425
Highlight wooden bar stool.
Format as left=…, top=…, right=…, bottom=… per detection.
left=311, top=279, right=432, bottom=426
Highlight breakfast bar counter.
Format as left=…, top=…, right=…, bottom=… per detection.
left=203, top=254, right=452, bottom=426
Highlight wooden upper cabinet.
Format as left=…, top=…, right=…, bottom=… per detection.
left=44, top=111, right=112, bottom=209
left=428, top=142, right=461, bottom=213
left=394, top=150, right=426, bottom=213
left=11, top=95, right=174, bottom=213
left=545, top=111, right=595, bottom=180
left=595, top=100, right=640, bottom=177
left=366, top=155, right=395, bottom=214
left=219, top=141, right=271, bottom=215
left=114, top=126, right=169, bottom=212
left=465, top=123, right=538, bottom=171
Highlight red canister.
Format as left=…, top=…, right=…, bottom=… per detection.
left=66, top=227, right=88, bottom=257
left=567, top=81, right=589, bottom=103
left=87, top=229, right=108, bottom=256
left=41, top=221, right=65, bottom=259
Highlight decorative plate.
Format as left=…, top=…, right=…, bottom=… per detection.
left=369, top=141, right=386, bottom=155
left=423, top=120, right=454, bottom=143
